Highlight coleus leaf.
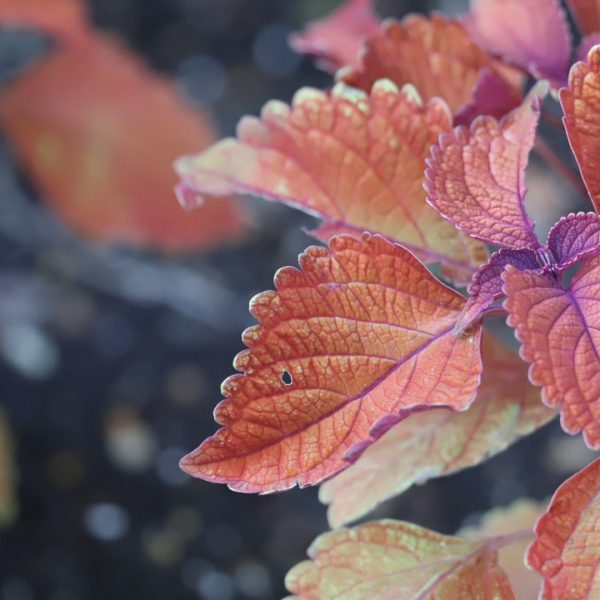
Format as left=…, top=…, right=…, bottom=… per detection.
left=527, top=456, right=600, bottom=599
left=546, top=212, right=600, bottom=269
left=180, top=234, right=483, bottom=493
left=285, top=519, right=516, bottom=599
left=503, top=257, right=600, bottom=449
left=289, top=0, right=380, bottom=73
left=461, top=499, right=544, bottom=600
left=0, top=33, right=246, bottom=251
left=465, top=0, right=572, bottom=87
left=577, top=33, right=600, bottom=63
left=176, top=79, right=487, bottom=283
left=338, top=14, right=522, bottom=116
left=560, top=45, right=600, bottom=213
left=565, top=0, right=600, bottom=35
left=319, top=334, right=555, bottom=527
left=0, top=0, right=90, bottom=46
left=425, top=85, right=546, bottom=250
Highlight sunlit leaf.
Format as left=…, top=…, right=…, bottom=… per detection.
left=425, top=85, right=547, bottom=249
left=319, top=334, right=554, bottom=527
left=565, top=0, right=600, bottom=34
left=176, top=79, right=487, bottom=283
left=180, top=234, right=483, bottom=493
left=546, top=212, right=600, bottom=270
left=338, top=14, right=521, bottom=115
left=466, top=0, right=571, bottom=87
left=289, top=0, right=380, bottom=72
left=527, top=457, right=600, bottom=599
left=0, top=0, right=90, bottom=46
left=0, top=33, right=246, bottom=251
left=461, top=499, right=544, bottom=600
left=503, top=258, right=600, bottom=449
left=285, top=519, right=516, bottom=599
left=560, top=45, right=600, bottom=213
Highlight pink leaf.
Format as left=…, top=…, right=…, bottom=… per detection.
left=547, top=212, right=600, bottom=270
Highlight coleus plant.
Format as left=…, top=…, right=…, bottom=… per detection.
left=175, top=0, right=600, bottom=597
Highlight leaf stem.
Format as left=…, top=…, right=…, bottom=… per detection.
left=540, top=111, right=564, bottom=131
left=534, top=137, right=588, bottom=197
left=487, top=527, right=535, bottom=550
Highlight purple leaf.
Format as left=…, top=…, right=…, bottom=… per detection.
left=547, top=212, right=600, bottom=270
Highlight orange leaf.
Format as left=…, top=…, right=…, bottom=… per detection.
left=176, top=79, right=487, bottom=283
left=285, top=520, right=516, bottom=599
left=338, top=14, right=518, bottom=114
left=565, top=0, right=600, bottom=34
left=320, top=334, right=555, bottom=527
left=503, top=258, right=600, bottom=449
left=527, top=457, right=600, bottom=599
left=0, top=34, right=246, bottom=251
left=0, top=0, right=90, bottom=46
left=180, top=234, right=483, bottom=493
left=289, top=0, right=380, bottom=72
left=560, top=45, right=600, bottom=213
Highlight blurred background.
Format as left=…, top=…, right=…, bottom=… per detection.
left=0, top=0, right=596, bottom=599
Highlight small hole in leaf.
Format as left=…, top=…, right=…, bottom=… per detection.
left=281, top=370, right=293, bottom=385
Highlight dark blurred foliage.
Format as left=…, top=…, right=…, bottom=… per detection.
left=0, top=1, right=596, bottom=599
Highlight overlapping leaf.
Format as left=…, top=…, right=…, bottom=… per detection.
left=289, top=0, right=380, bottom=72
left=180, top=234, right=483, bottom=493
left=338, top=14, right=522, bottom=116
left=319, top=334, right=555, bottom=527
left=466, top=0, right=572, bottom=87
left=527, top=457, right=600, bottom=599
left=285, top=520, right=516, bottom=599
left=547, top=212, right=600, bottom=269
left=503, top=258, right=600, bottom=449
left=176, top=79, right=487, bottom=283
left=565, top=0, right=600, bottom=34
left=561, top=45, right=600, bottom=212
left=425, top=86, right=545, bottom=250
left=0, top=33, right=246, bottom=251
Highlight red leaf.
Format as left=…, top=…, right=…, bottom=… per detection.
left=285, top=520, right=516, bottom=599
left=565, top=0, right=600, bottom=34
left=503, top=258, right=600, bottom=449
left=0, top=0, right=90, bottom=46
left=0, top=34, right=246, bottom=251
left=180, top=234, right=483, bottom=493
left=289, top=0, right=380, bottom=73
left=176, top=79, right=487, bottom=283
left=561, top=45, right=600, bottom=213
left=465, top=0, right=572, bottom=87
left=338, top=14, right=521, bottom=115
left=527, top=457, right=600, bottom=599
left=320, top=334, right=554, bottom=527
left=425, top=85, right=547, bottom=249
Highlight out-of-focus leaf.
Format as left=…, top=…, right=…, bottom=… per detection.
left=503, top=258, right=600, bottom=449
left=561, top=45, right=600, bottom=213
left=0, top=33, right=246, bottom=251
left=180, top=234, right=483, bottom=493
left=176, top=80, right=487, bottom=283
left=285, top=519, right=516, bottom=599
left=338, top=14, right=521, bottom=115
left=319, top=334, right=554, bottom=528
left=425, top=86, right=546, bottom=249
left=461, top=499, right=544, bottom=600
left=0, top=411, right=17, bottom=526
left=565, top=0, right=600, bottom=34
left=466, top=0, right=571, bottom=87
left=527, top=457, right=600, bottom=599
left=289, top=0, right=380, bottom=72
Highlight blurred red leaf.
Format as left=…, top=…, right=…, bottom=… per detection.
left=319, top=334, right=554, bottom=527
left=176, top=79, right=487, bottom=283
left=565, top=0, right=600, bottom=34
left=503, top=258, right=600, bottom=449
left=0, top=34, right=246, bottom=251
left=527, top=457, right=600, bottom=599
left=285, top=520, right=516, bottom=599
left=180, top=234, right=483, bottom=493
left=561, top=45, right=600, bottom=213
left=338, top=14, right=522, bottom=115
left=466, top=0, right=572, bottom=87
left=289, top=0, right=380, bottom=73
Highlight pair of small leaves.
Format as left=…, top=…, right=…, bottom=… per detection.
left=0, top=0, right=246, bottom=251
